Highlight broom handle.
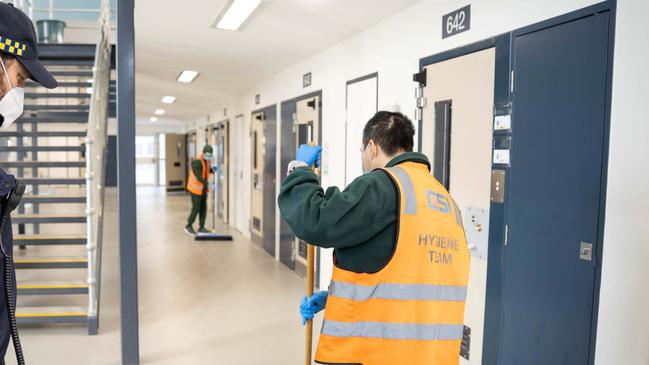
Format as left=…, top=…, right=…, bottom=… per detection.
left=305, top=244, right=315, bottom=365
left=305, top=145, right=318, bottom=365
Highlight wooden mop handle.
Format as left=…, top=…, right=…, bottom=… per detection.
left=305, top=244, right=315, bottom=365
left=305, top=142, right=318, bottom=365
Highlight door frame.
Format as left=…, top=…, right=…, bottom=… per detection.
left=279, top=91, right=323, bottom=286
left=345, top=72, right=378, bottom=185
left=415, top=1, right=616, bottom=363
left=417, top=34, right=511, bottom=364
left=250, top=104, right=277, bottom=256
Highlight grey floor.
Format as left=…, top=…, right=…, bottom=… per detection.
left=7, top=187, right=320, bottom=365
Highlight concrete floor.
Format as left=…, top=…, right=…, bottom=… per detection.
left=7, top=187, right=319, bottom=365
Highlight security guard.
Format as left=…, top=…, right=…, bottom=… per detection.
left=279, top=111, right=470, bottom=365
left=185, top=145, right=215, bottom=235
left=0, top=3, right=58, bottom=364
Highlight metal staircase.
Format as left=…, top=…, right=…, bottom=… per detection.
left=0, top=12, right=114, bottom=334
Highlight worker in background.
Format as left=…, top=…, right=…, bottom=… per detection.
left=185, top=145, right=215, bottom=235
left=0, top=3, right=59, bottom=364
left=279, top=111, right=470, bottom=365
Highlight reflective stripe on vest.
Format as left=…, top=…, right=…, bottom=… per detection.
left=329, top=281, right=467, bottom=302
left=390, top=166, right=417, bottom=215
left=322, top=320, right=464, bottom=341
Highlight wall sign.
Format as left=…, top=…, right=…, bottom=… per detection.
left=442, top=5, right=471, bottom=39
left=255, top=94, right=260, bottom=105
left=303, top=72, right=312, bottom=88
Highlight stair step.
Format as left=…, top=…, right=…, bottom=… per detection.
left=41, top=59, right=95, bottom=67
left=14, top=235, right=86, bottom=246
left=20, top=177, right=86, bottom=185
left=16, top=111, right=89, bottom=123
left=17, top=306, right=88, bottom=324
left=12, top=214, right=86, bottom=224
left=18, top=281, right=88, bottom=295
left=49, top=70, right=94, bottom=77
left=22, top=195, right=86, bottom=204
left=27, top=81, right=116, bottom=89
left=4, top=146, right=84, bottom=152
left=15, top=257, right=87, bottom=269
left=23, top=104, right=90, bottom=112
left=25, top=93, right=92, bottom=99
left=0, top=131, right=86, bottom=138
left=0, top=161, right=85, bottom=168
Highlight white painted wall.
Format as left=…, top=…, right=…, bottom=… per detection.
left=189, top=0, right=649, bottom=363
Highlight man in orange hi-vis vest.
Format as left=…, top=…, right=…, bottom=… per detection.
left=279, top=111, right=470, bottom=365
left=185, top=145, right=215, bottom=235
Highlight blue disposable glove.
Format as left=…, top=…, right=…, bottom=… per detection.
left=209, top=183, right=215, bottom=190
left=296, top=144, right=322, bottom=168
left=299, top=290, right=328, bottom=325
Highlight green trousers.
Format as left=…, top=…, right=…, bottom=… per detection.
left=187, top=193, right=207, bottom=229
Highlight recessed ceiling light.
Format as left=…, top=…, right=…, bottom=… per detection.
left=177, top=70, right=199, bottom=83
left=150, top=117, right=158, bottom=122
left=161, top=96, right=176, bottom=104
left=214, top=0, right=261, bottom=31
left=154, top=109, right=165, bottom=115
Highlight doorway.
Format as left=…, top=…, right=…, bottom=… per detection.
left=419, top=46, right=496, bottom=364
left=279, top=91, right=322, bottom=279
left=250, top=105, right=277, bottom=257
left=417, top=3, right=615, bottom=364
left=345, top=73, right=378, bottom=186
left=212, top=120, right=230, bottom=224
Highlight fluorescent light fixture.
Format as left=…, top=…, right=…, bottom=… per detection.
left=214, top=0, right=261, bottom=31
left=177, top=70, right=199, bottom=83
left=161, top=96, right=176, bottom=104
left=150, top=117, right=158, bottom=122
left=154, top=109, right=165, bottom=115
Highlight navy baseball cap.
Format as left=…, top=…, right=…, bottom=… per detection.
left=0, top=3, right=57, bottom=88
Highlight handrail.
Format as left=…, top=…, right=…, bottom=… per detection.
left=85, top=3, right=111, bottom=335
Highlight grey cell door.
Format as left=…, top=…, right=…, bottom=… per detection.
left=500, top=12, right=610, bottom=365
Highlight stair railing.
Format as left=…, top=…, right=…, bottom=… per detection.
left=85, top=3, right=111, bottom=335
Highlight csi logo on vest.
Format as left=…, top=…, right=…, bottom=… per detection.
left=426, top=190, right=451, bottom=214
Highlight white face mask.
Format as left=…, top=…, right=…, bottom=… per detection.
left=0, top=58, right=25, bottom=129
left=361, top=143, right=374, bottom=175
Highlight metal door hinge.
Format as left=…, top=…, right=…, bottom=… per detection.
left=417, top=96, right=427, bottom=109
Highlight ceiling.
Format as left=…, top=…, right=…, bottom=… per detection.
left=133, top=0, right=422, bottom=125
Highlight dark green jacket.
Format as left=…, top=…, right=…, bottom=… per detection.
left=278, top=152, right=431, bottom=273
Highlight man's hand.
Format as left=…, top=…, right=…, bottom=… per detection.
left=296, top=144, right=322, bottom=168
left=299, top=290, right=328, bottom=325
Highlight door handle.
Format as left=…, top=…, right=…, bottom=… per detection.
left=579, top=242, right=593, bottom=261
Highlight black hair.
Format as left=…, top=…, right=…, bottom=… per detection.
left=362, top=111, right=415, bottom=155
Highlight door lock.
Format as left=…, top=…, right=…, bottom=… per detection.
left=579, top=242, right=593, bottom=261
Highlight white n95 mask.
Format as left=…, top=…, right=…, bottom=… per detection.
left=0, top=58, right=25, bottom=128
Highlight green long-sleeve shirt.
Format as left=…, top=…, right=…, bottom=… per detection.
left=278, top=152, right=431, bottom=273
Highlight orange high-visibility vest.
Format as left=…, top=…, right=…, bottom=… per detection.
left=315, top=161, right=470, bottom=365
left=186, top=155, right=210, bottom=195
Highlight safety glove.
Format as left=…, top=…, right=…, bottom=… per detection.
left=296, top=144, right=322, bottom=168
left=299, top=290, right=328, bottom=325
